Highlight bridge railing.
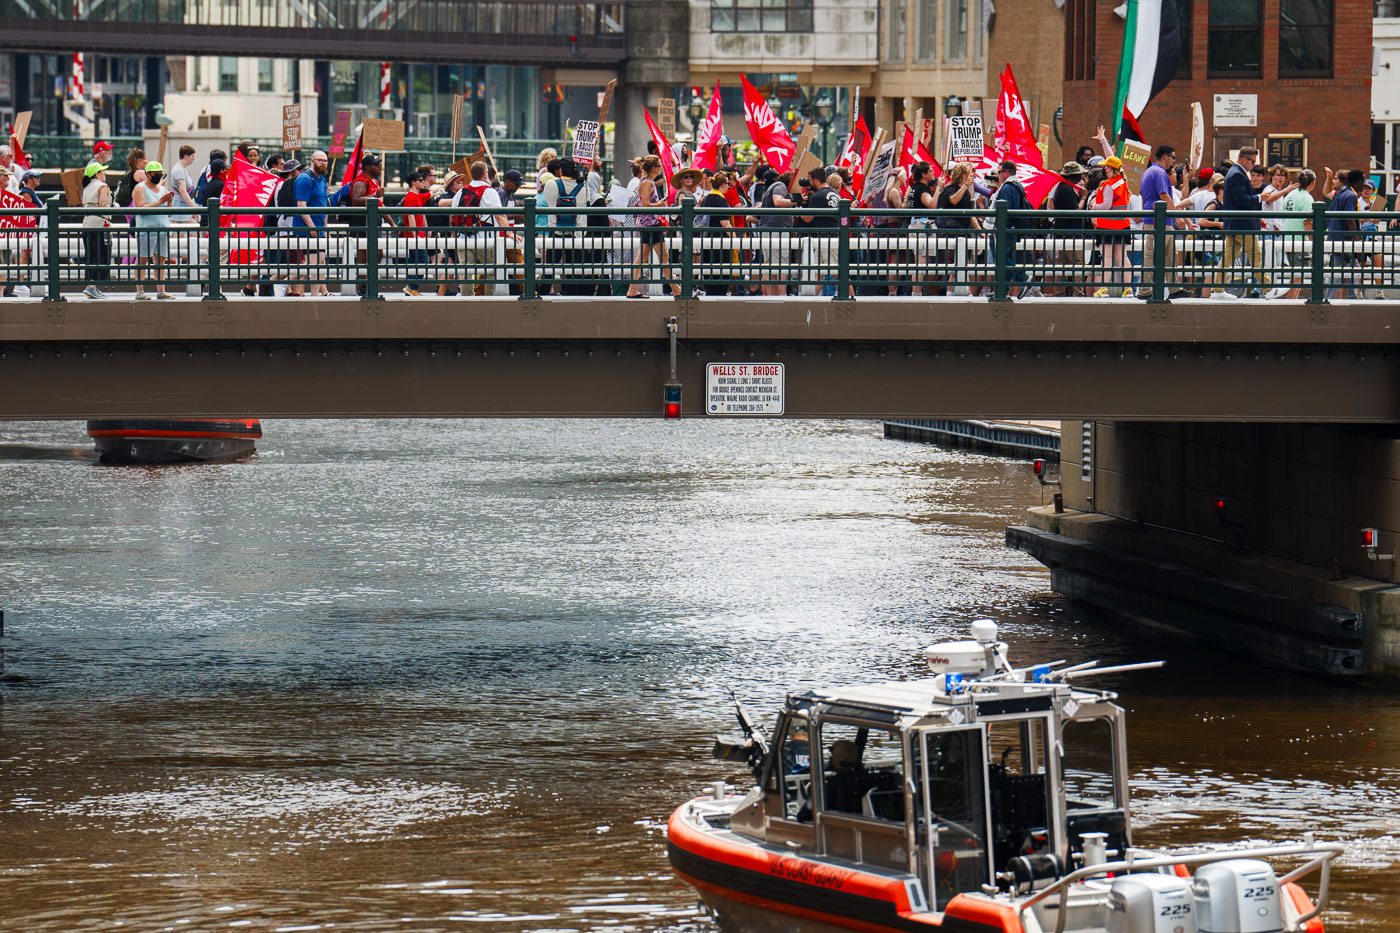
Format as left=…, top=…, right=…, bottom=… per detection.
left=1, top=199, right=1396, bottom=301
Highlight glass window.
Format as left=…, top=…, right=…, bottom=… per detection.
left=972, top=0, right=984, bottom=60
left=887, top=0, right=907, bottom=61
left=192, top=56, right=202, bottom=91
left=1060, top=718, right=1117, bottom=810
left=257, top=59, right=274, bottom=93
left=986, top=718, right=1054, bottom=866
left=218, top=57, right=238, bottom=93
left=818, top=722, right=904, bottom=819
left=1173, top=0, right=1192, bottom=77
left=766, top=714, right=813, bottom=821
left=946, top=0, right=968, bottom=61
left=1278, top=0, right=1331, bottom=75
left=912, top=728, right=990, bottom=909
left=916, top=0, right=936, bottom=61
left=711, top=0, right=813, bottom=32
left=1208, top=0, right=1261, bottom=75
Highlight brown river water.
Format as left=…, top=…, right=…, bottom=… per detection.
left=0, top=419, right=1395, bottom=931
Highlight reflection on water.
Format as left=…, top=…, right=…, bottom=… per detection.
left=0, top=419, right=1394, bottom=931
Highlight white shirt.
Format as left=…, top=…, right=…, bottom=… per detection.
left=1127, top=193, right=1144, bottom=231
left=1261, top=185, right=1285, bottom=230
left=454, top=182, right=502, bottom=232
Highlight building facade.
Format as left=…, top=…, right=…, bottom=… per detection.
left=1063, top=0, right=1372, bottom=177
left=1375, top=1, right=1400, bottom=195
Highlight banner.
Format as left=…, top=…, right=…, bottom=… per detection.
left=573, top=119, right=600, bottom=166
left=0, top=187, right=38, bottom=228
left=223, top=153, right=281, bottom=264
left=948, top=115, right=984, bottom=162
left=690, top=83, right=724, bottom=173
left=740, top=74, right=795, bottom=172
left=995, top=65, right=1042, bottom=168
left=643, top=108, right=678, bottom=182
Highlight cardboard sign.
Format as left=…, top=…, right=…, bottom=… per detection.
left=157, top=124, right=168, bottom=164
left=361, top=118, right=404, bottom=152
left=657, top=97, right=676, bottom=143
left=475, top=126, right=499, bottom=176
left=1117, top=139, right=1151, bottom=193
left=597, top=78, right=617, bottom=126
left=859, top=127, right=886, bottom=193
left=573, top=119, right=600, bottom=166
left=282, top=103, right=301, bottom=152
left=862, top=140, right=897, bottom=208
left=329, top=110, right=352, bottom=157
left=1189, top=101, right=1205, bottom=170
left=919, top=117, right=935, bottom=150
left=11, top=110, right=31, bottom=148
left=948, top=115, right=984, bottom=162
left=450, top=95, right=464, bottom=143
left=60, top=167, right=84, bottom=207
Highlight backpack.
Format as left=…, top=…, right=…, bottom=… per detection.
left=451, top=183, right=490, bottom=228
left=552, top=178, right=584, bottom=227
left=193, top=169, right=209, bottom=207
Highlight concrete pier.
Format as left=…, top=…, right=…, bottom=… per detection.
left=883, top=419, right=1060, bottom=460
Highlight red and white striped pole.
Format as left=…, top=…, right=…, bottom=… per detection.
left=71, top=53, right=85, bottom=101
left=379, top=62, right=391, bottom=111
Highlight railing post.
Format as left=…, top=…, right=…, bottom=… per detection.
left=679, top=196, right=694, bottom=299
left=1308, top=201, right=1327, bottom=305
left=205, top=197, right=222, bottom=301
left=45, top=195, right=64, bottom=301
left=992, top=199, right=1009, bottom=301
left=836, top=198, right=853, bottom=301
left=521, top=199, right=538, bottom=300
left=363, top=196, right=380, bottom=300
left=1150, top=199, right=1168, bottom=303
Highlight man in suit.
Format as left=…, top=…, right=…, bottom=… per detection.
left=1212, top=146, right=1287, bottom=299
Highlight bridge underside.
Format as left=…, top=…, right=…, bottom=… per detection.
left=1, top=297, right=1396, bottom=420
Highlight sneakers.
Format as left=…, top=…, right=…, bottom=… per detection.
left=1209, top=291, right=1239, bottom=301
left=82, top=285, right=105, bottom=299
left=134, top=291, right=151, bottom=300
left=241, top=285, right=257, bottom=297
left=402, top=286, right=421, bottom=297
left=1264, top=287, right=1289, bottom=300
left=1092, top=287, right=1109, bottom=298
left=156, top=291, right=174, bottom=300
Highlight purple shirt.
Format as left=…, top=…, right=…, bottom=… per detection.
left=1140, top=162, right=1171, bottom=208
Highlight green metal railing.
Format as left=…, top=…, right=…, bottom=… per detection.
left=1, top=199, right=1396, bottom=303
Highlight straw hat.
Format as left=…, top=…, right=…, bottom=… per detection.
left=670, top=167, right=704, bottom=188
left=440, top=170, right=464, bottom=188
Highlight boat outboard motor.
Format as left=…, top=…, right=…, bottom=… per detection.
left=1193, top=860, right=1283, bottom=933
left=1106, top=874, right=1198, bottom=933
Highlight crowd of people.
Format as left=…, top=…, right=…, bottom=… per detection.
left=0, top=130, right=1394, bottom=300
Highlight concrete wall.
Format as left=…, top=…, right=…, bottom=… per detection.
left=1063, top=421, right=1400, bottom=584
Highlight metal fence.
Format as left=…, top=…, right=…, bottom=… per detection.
left=1, top=199, right=1396, bottom=302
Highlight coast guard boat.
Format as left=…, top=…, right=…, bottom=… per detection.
left=668, top=621, right=1341, bottom=933
left=86, top=419, right=262, bottom=464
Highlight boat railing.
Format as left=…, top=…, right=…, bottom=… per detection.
left=1016, top=834, right=1344, bottom=933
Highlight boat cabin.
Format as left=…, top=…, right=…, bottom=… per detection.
left=726, top=641, right=1131, bottom=913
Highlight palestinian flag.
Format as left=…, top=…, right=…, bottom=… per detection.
left=1112, top=0, right=1182, bottom=142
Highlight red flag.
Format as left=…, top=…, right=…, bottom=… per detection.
left=223, top=152, right=281, bottom=264
left=835, top=116, right=870, bottom=172
left=976, top=145, right=1065, bottom=207
left=740, top=74, right=795, bottom=172
left=9, top=135, right=28, bottom=171
left=995, top=65, right=1042, bottom=168
left=916, top=143, right=944, bottom=180
left=340, top=132, right=364, bottom=189
left=643, top=109, right=678, bottom=183
left=690, top=82, right=724, bottom=173
left=0, top=187, right=38, bottom=229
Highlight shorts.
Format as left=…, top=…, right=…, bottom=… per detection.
left=638, top=227, right=665, bottom=247
left=137, top=229, right=170, bottom=258
left=759, top=231, right=792, bottom=269
left=1095, top=230, right=1130, bottom=246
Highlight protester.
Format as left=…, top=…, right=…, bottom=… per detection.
left=79, top=160, right=113, bottom=299
left=1280, top=169, right=1317, bottom=299
left=1325, top=168, right=1366, bottom=299
left=115, top=148, right=146, bottom=208
left=455, top=161, right=510, bottom=296
left=131, top=160, right=176, bottom=299
left=800, top=166, right=841, bottom=296
left=1135, top=145, right=1183, bottom=299
left=292, top=150, right=330, bottom=297
left=0, top=145, right=18, bottom=193
left=905, top=160, right=939, bottom=295
left=698, top=171, right=735, bottom=295
left=1212, top=146, right=1286, bottom=300
left=399, top=167, right=434, bottom=296
left=626, top=155, right=679, bottom=299
left=993, top=160, right=1037, bottom=298
left=1091, top=155, right=1130, bottom=298
left=1047, top=161, right=1086, bottom=296
left=758, top=170, right=796, bottom=296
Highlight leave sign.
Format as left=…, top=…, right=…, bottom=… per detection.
left=705, top=363, right=785, bottom=416
left=948, top=115, right=984, bottom=162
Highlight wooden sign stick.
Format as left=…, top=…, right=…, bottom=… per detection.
left=475, top=125, right=500, bottom=177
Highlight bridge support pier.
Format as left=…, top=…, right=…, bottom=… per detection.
left=1009, top=421, right=1400, bottom=681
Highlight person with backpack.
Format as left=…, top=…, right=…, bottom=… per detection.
left=543, top=157, right=588, bottom=295
left=453, top=161, right=509, bottom=296
left=115, top=148, right=146, bottom=209
left=194, top=149, right=227, bottom=206
left=432, top=170, right=465, bottom=296
left=992, top=159, right=1040, bottom=298
left=346, top=153, right=387, bottom=294
left=291, top=151, right=330, bottom=297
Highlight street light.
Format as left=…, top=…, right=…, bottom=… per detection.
left=687, top=93, right=706, bottom=133
left=944, top=94, right=962, bottom=117
left=813, top=91, right=834, bottom=163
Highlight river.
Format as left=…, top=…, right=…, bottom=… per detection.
left=0, top=419, right=1394, bottom=931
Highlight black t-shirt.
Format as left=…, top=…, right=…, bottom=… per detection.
left=205, top=178, right=226, bottom=204
left=700, top=191, right=730, bottom=229
left=806, top=186, right=840, bottom=228
left=906, top=181, right=934, bottom=211
left=936, top=185, right=973, bottom=229
left=1051, top=181, right=1086, bottom=229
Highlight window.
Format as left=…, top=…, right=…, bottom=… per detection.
left=972, top=0, right=984, bottom=60
left=218, top=57, right=238, bottom=93
left=911, top=728, right=990, bottom=908
left=946, top=0, right=967, bottom=60
left=1065, top=0, right=1096, bottom=80
left=1208, top=0, right=1261, bottom=76
left=1172, top=0, right=1192, bottom=77
left=192, top=56, right=202, bottom=91
left=257, top=59, right=274, bottom=93
left=818, top=722, right=904, bottom=819
left=1278, top=0, right=1332, bottom=75
left=915, top=0, right=936, bottom=61
left=766, top=714, right=813, bottom=821
left=710, top=0, right=813, bottom=33
left=1060, top=718, right=1117, bottom=810
left=886, top=0, right=907, bottom=61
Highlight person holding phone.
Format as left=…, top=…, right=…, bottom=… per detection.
left=132, top=159, right=177, bottom=299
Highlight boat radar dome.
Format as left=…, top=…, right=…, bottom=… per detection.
left=924, top=620, right=1007, bottom=679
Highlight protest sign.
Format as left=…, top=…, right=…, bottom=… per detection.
left=948, top=115, right=984, bottom=162
left=475, top=126, right=500, bottom=176
left=12, top=111, right=31, bottom=149
left=361, top=118, right=404, bottom=151
left=1118, top=139, right=1152, bottom=193
left=1189, top=102, right=1205, bottom=170
left=329, top=110, right=353, bottom=157
left=597, top=78, right=617, bottom=126
left=862, top=140, right=897, bottom=207
left=282, top=103, right=301, bottom=152
left=60, top=168, right=84, bottom=207
left=658, top=98, right=677, bottom=144
left=450, top=95, right=464, bottom=143
left=573, top=119, right=600, bottom=165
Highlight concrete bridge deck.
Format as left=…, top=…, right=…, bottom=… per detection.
left=1, top=295, right=1396, bottom=420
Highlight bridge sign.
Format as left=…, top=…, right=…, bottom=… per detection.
left=706, top=362, right=785, bottom=416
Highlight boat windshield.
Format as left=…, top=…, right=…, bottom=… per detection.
left=818, top=722, right=904, bottom=820
left=1061, top=716, right=1118, bottom=810
left=910, top=727, right=990, bottom=909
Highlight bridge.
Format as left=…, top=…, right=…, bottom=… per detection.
left=0, top=296, right=1396, bottom=420
left=0, top=0, right=627, bottom=64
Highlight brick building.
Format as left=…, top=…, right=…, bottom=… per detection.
left=1061, top=0, right=1371, bottom=173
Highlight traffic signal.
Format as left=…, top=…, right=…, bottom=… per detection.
left=663, top=381, right=682, bottom=420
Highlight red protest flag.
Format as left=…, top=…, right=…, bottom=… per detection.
left=643, top=108, right=678, bottom=183
left=976, top=145, right=1065, bottom=206
left=740, top=74, right=795, bottom=173
left=224, top=152, right=281, bottom=264
left=995, top=65, right=1042, bottom=168
left=340, top=132, right=364, bottom=189
left=690, top=82, right=724, bottom=173
left=835, top=116, right=870, bottom=172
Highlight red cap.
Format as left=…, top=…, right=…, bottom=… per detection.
left=1197, top=166, right=1214, bottom=181
left=93, top=140, right=112, bottom=153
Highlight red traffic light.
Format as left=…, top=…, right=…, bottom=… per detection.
left=1363, top=527, right=1379, bottom=549
left=1032, top=459, right=1045, bottom=476
left=663, top=381, right=682, bottom=420
left=1213, top=498, right=1228, bottom=517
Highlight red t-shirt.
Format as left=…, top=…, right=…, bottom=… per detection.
left=401, top=190, right=429, bottom=237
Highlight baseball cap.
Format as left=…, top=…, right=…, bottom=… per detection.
left=1197, top=167, right=1215, bottom=181
left=144, top=161, right=163, bottom=173
left=84, top=161, right=104, bottom=178
left=360, top=153, right=382, bottom=166
left=93, top=140, right=113, bottom=154
left=20, top=167, right=44, bottom=180
left=503, top=169, right=524, bottom=184
left=1087, top=155, right=1105, bottom=167
left=1102, top=155, right=1123, bottom=169
left=1363, top=178, right=1376, bottom=190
